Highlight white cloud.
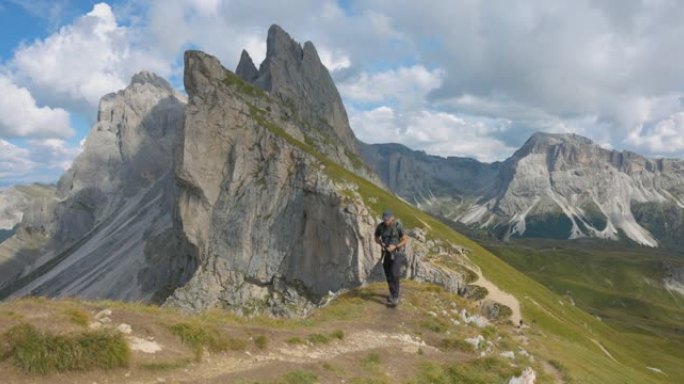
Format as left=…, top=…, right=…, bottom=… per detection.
left=351, top=106, right=514, bottom=162
left=28, top=138, right=84, bottom=171
left=340, top=65, right=444, bottom=107
left=318, top=47, right=351, bottom=72
left=626, top=113, right=684, bottom=154
left=10, top=2, right=172, bottom=109
left=0, top=138, right=83, bottom=185
left=0, top=76, right=72, bottom=138
left=0, top=140, right=35, bottom=179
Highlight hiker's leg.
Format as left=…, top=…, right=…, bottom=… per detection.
left=391, top=253, right=404, bottom=299
left=382, top=252, right=396, bottom=298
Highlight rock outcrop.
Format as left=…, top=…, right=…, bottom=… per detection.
left=164, top=50, right=381, bottom=315
left=363, top=132, right=684, bottom=248
left=0, top=184, right=56, bottom=241
left=236, top=25, right=378, bottom=184
left=0, top=72, right=196, bottom=302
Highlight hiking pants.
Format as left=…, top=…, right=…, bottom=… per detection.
left=382, top=251, right=405, bottom=299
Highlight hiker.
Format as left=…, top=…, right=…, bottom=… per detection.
left=374, top=209, right=409, bottom=306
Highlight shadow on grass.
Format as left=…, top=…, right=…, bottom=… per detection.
left=347, top=289, right=389, bottom=306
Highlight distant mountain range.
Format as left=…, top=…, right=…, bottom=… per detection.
left=361, top=132, right=684, bottom=250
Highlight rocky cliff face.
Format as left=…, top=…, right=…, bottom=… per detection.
left=359, top=142, right=500, bottom=219
left=0, top=184, right=56, bottom=241
left=164, top=50, right=382, bottom=314
left=364, top=133, right=684, bottom=248
left=0, top=72, right=196, bottom=302
left=235, top=25, right=378, bottom=184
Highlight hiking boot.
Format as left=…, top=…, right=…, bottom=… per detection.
left=389, top=297, right=400, bottom=307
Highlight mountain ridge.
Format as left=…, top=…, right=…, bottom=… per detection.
left=362, top=131, right=684, bottom=248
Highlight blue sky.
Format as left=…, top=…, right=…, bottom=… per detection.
left=1, top=0, right=684, bottom=187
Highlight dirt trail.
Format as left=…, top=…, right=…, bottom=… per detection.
left=144, top=329, right=436, bottom=384
left=466, top=264, right=522, bottom=324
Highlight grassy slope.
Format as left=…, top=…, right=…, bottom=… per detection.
left=484, top=239, right=684, bottom=369
left=235, top=70, right=683, bottom=382
left=484, top=239, right=684, bottom=338
left=331, top=169, right=682, bottom=383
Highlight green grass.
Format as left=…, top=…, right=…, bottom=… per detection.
left=64, top=307, right=90, bottom=327
left=222, top=70, right=268, bottom=99
left=0, top=323, right=129, bottom=374
left=254, top=335, right=268, bottom=350
left=168, top=321, right=246, bottom=360
left=420, top=317, right=450, bottom=333
left=278, top=371, right=318, bottom=384
left=409, top=357, right=519, bottom=384
left=285, top=336, right=305, bottom=345
left=485, top=239, right=684, bottom=344
left=306, top=333, right=331, bottom=345
left=361, top=351, right=381, bottom=369
left=439, top=337, right=476, bottom=352
left=331, top=329, right=345, bottom=340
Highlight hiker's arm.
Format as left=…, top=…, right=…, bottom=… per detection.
left=397, top=233, right=409, bottom=249
left=387, top=234, right=408, bottom=251
left=374, top=227, right=384, bottom=246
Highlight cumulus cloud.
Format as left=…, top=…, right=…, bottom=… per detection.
left=0, top=140, right=35, bottom=180
left=357, top=0, right=684, bottom=154
left=10, top=2, right=172, bottom=111
left=351, top=106, right=514, bottom=162
left=626, top=113, right=684, bottom=154
left=0, top=138, right=82, bottom=186
left=0, top=76, right=72, bottom=138
left=339, top=65, right=444, bottom=107
left=318, top=48, right=351, bottom=72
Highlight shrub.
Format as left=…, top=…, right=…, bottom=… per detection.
left=168, top=322, right=245, bottom=360
left=254, top=335, right=268, bottom=350
left=1, top=323, right=129, bottom=374
left=439, top=337, right=476, bottom=353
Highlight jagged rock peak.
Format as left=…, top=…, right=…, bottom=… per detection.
left=510, top=132, right=596, bottom=159
left=235, top=49, right=258, bottom=82
left=130, top=71, right=174, bottom=93
left=521, top=132, right=594, bottom=150
left=263, top=24, right=304, bottom=71
left=245, top=24, right=358, bottom=153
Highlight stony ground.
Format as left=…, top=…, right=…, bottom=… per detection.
left=0, top=282, right=553, bottom=384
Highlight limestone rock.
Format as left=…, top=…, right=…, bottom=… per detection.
left=0, top=184, right=56, bottom=234
left=165, top=50, right=379, bottom=315
left=508, top=367, right=536, bottom=384
left=0, top=72, right=196, bottom=302
left=236, top=49, right=259, bottom=82
left=236, top=25, right=381, bottom=185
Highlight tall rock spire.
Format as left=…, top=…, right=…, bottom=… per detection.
left=235, top=50, right=258, bottom=82
left=237, top=24, right=359, bottom=156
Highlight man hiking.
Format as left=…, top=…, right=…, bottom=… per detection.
left=374, top=209, right=409, bottom=307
